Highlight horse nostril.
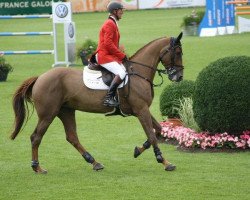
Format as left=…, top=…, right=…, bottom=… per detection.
left=178, top=76, right=183, bottom=82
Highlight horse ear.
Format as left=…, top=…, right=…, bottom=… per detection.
left=175, top=32, right=183, bottom=44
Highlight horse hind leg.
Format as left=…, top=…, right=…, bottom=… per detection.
left=57, top=108, right=104, bottom=171
left=30, top=118, right=54, bottom=174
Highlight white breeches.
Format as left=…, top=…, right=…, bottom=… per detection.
left=96, top=54, right=126, bottom=80
left=101, top=62, right=126, bottom=80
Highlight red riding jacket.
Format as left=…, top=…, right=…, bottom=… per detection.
left=96, top=17, right=126, bottom=64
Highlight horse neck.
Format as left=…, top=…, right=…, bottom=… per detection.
left=130, top=37, right=169, bottom=79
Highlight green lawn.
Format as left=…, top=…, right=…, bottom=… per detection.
left=0, top=8, right=250, bottom=200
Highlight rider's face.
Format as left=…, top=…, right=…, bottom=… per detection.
left=115, top=9, right=124, bottom=20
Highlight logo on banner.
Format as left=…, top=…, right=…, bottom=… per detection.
left=68, top=23, right=74, bottom=38
left=55, top=4, right=68, bottom=18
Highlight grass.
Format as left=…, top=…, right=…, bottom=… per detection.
left=0, top=8, right=250, bottom=200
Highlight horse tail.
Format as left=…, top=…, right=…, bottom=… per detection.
left=10, top=76, right=38, bottom=140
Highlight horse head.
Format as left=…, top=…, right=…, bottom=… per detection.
left=159, top=32, right=184, bottom=82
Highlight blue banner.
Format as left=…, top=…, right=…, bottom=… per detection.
left=216, top=0, right=226, bottom=27
left=225, top=2, right=235, bottom=26
left=217, top=0, right=226, bottom=34
left=198, top=0, right=217, bottom=36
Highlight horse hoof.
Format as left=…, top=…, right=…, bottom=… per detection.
left=93, top=163, right=104, bottom=171
left=32, top=165, right=47, bottom=174
left=134, top=146, right=141, bottom=158
left=165, top=164, right=176, bottom=171
left=34, top=168, right=48, bottom=174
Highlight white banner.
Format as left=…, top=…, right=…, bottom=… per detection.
left=238, top=16, right=250, bottom=33
left=68, top=0, right=205, bottom=12
left=138, top=0, right=205, bottom=9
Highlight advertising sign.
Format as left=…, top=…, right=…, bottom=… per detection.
left=64, top=22, right=76, bottom=63
left=69, top=0, right=204, bottom=13
left=216, top=0, right=226, bottom=35
left=0, top=0, right=60, bottom=15
left=70, top=0, right=137, bottom=13
left=225, top=3, right=235, bottom=34
left=138, top=0, right=205, bottom=9
left=52, top=2, right=72, bottom=24
left=198, top=0, right=236, bottom=37
left=238, top=16, right=250, bottom=33
left=198, top=0, right=218, bottom=37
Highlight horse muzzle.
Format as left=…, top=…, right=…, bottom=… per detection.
left=168, top=74, right=183, bottom=82
left=176, top=75, right=183, bottom=82
left=167, top=66, right=183, bottom=82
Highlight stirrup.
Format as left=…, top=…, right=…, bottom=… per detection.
left=103, top=97, right=119, bottom=107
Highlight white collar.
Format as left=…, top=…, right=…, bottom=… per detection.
left=109, top=15, right=118, bottom=27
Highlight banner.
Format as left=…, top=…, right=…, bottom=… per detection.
left=0, top=0, right=60, bottom=15
left=225, top=3, right=235, bottom=34
left=238, top=16, right=250, bottom=33
left=70, top=0, right=137, bottom=13
left=198, top=0, right=217, bottom=37
left=198, top=0, right=236, bottom=37
left=69, top=0, right=205, bottom=13
left=216, top=0, right=226, bottom=35
left=138, top=0, right=205, bottom=9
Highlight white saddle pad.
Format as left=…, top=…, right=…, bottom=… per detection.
left=83, top=66, right=128, bottom=90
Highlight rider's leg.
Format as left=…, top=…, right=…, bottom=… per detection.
left=101, top=62, right=126, bottom=107
left=103, top=75, right=123, bottom=107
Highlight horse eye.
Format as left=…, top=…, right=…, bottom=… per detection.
left=176, top=52, right=182, bottom=57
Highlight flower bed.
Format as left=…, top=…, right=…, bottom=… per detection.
left=160, top=121, right=250, bottom=150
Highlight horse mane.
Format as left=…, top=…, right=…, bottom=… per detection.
left=129, top=37, right=166, bottom=59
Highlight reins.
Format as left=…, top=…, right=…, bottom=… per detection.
left=122, top=36, right=184, bottom=98
left=126, top=60, right=166, bottom=87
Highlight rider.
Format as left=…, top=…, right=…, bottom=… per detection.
left=95, top=1, right=127, bottom=107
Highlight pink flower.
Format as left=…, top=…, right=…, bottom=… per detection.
left=160, top=122, right=249, bottom=150
left=236, top=141, right=246, bottom=149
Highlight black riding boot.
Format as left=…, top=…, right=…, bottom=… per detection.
left=103, top=75, right=123, bottom=107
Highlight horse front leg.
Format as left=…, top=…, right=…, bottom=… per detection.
left=135, top=108, right=176, bottom=171
left=133, top=115, right=162, bottom=158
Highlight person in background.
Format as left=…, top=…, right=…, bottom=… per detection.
left=95, top=1, right=127, bottom=107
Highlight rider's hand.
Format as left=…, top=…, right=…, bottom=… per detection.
left=122, top=55, right=128, bottom=62
left=119, top=45, right=125, bottom=53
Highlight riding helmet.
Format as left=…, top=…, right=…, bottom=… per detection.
left=107, top=1, right=124, bottom=13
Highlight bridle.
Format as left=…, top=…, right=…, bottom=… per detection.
left=126, top=37, right=184, bottom=87
left=159, top=37, right=184, bottom=81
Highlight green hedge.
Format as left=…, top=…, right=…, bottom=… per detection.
left=159, top=80, right=195, bottom=118
left=193, top=56, right=250, bottom=135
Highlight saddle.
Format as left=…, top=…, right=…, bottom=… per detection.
left=88, top=54, right=114, bottom=86
left=85, top=54, right=130, bottom=117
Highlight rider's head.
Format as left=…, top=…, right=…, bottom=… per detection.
left=107, top=1, right=124, bottom=20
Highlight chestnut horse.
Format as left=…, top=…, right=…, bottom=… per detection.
left=10, top=33, right=184, bottom=173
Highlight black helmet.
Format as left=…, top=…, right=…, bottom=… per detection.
left=107, top=1, right=124, bottom=13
